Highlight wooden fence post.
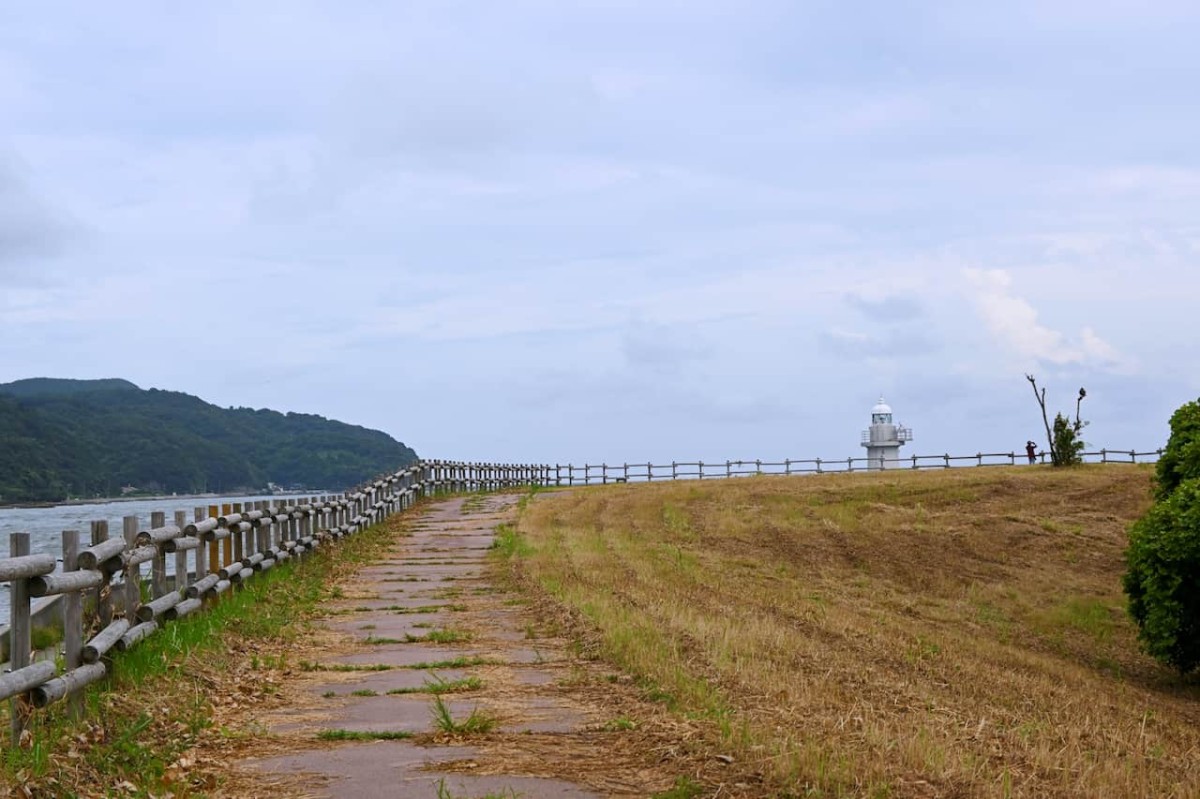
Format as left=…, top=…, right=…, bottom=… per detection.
left=10, top=532, right=32, bottom=745
left=220, top=504, right=233, bottom=570
left=208, top=505, right=221, bottom=576
left=90, top=520, right=112, bottom=626
left=254, top=501, right=268, bottom=559
left=123, top=516, right=141, bottom=619
left=62, top=529, right=83, bottom=719
left=174, top=511, right=189, bottom=595
left=232, top=503, right=245, bottom=564
left=194, top=508, right=208, bottom=585
left=150, top=511, right=167, bottom=599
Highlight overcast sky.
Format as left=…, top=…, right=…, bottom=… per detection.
left=2, top=2, right=1197, bottom=465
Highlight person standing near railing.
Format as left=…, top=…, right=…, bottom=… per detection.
left=1025, top=440, right=1038, bottom=464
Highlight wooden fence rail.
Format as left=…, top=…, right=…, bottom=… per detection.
left=548, top=448, right=1163, bottom=484
left=0, top=460, right=545, bottom=744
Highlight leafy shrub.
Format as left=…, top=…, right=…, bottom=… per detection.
left=1123, top=478, right=1200, bottom=675
left=1124, top=396, right=1200, bottom=675
left=1052, top=412, right=1086, bottom=467
left=1155, top=400, right=1200, bottom=500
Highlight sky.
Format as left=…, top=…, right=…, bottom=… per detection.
left=2, top=1, right=1198, bottom=466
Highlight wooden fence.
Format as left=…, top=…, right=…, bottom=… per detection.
left=0, top=461, right=545, bottom=744
left=549, top=447, right=1163, bottom=484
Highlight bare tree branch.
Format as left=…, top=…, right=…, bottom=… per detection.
left=1026, top=374, right=1057, bottom=464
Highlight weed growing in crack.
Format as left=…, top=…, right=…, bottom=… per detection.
left=317, top=729, right=413, bottom=741
left=430, top=696, right=497, bottom=735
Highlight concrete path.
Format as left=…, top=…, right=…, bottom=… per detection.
left=236, top=494, right=658, bottom=798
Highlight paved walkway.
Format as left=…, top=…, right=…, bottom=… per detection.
left=237, top=494, right=657, bottom=798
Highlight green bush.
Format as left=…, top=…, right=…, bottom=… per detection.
left=1052, top=412, right=1086, bottom=467
left=1155, top=400, right=1200, bottom=500
left=1123, top=478, right=1200, bottom=675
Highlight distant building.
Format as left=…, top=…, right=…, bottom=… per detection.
left=861, top=396, right=913, bottom=470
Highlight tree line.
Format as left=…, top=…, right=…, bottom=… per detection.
left=0, top=378, right=417, bottom=504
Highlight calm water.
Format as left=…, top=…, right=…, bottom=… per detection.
left=0, top=492, right=324, bottom=621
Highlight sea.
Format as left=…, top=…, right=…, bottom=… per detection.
left=0, top=492, right=323, bottom=621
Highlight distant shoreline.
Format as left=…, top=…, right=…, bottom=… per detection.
left=0, top=490, right=331, bottom=511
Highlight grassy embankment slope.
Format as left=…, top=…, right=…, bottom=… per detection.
left=511, top=466, right=1199, bottom=798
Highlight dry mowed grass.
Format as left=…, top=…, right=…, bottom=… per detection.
left=515, top=465, right=1200, bottom=798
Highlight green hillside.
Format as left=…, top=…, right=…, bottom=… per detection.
left=0, top=378, right=418, bottom=503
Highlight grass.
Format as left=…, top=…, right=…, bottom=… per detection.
left=404, top=628, right=472, bottom=644
left=650, top=776, right=704, bottom=799
left=602, top=717, right=638, bottom=731
left=387, top=675, right=483, bottom=695
left=490, top=522, right=531, bottom=558
left=300, top=661, right=394, bottom=672
left=506, top=465, right=1200, bottom=797
left=30, top=625, right=63, bottom=652
left=317, top=729, right=413, bottom=741
left=404, top=656, right=494, bottom=670
left=0, top=511, right=411, bottom=797
left=430, top=695, right=498, bottom=735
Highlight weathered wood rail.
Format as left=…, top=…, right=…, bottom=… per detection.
left=0, top=460, right=547, bottom=744
left=552, top=447, right=1162, bottom=484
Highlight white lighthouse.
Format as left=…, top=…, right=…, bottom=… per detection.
left=860, top=396, right=913, bottom=470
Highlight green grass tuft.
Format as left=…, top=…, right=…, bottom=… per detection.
left=430, top=695, right=498, bottom=735
left=388, top=674, right=483, bottom=695
left=317, top=729, right=413, bottom=741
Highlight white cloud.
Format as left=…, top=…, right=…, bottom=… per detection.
left=0, top=2, right=1194, bottom=463
left=962, top=268, right=1127, bottom=370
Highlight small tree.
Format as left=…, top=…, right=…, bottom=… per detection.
left=1052, top=412, right=1086, bottom=467
left=1025, top=375, right=1087, bottom=466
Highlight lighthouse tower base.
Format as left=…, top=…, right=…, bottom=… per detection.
left=865, top=445, right=903, bottom=470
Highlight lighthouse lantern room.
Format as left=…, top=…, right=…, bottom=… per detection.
left=860, top=396, right=913, bottom=470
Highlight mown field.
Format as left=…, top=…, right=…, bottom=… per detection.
left=511, top=465, right=1200, bottom=798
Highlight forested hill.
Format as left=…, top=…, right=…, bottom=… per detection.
left=0, top=378, right=418, bottom=504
